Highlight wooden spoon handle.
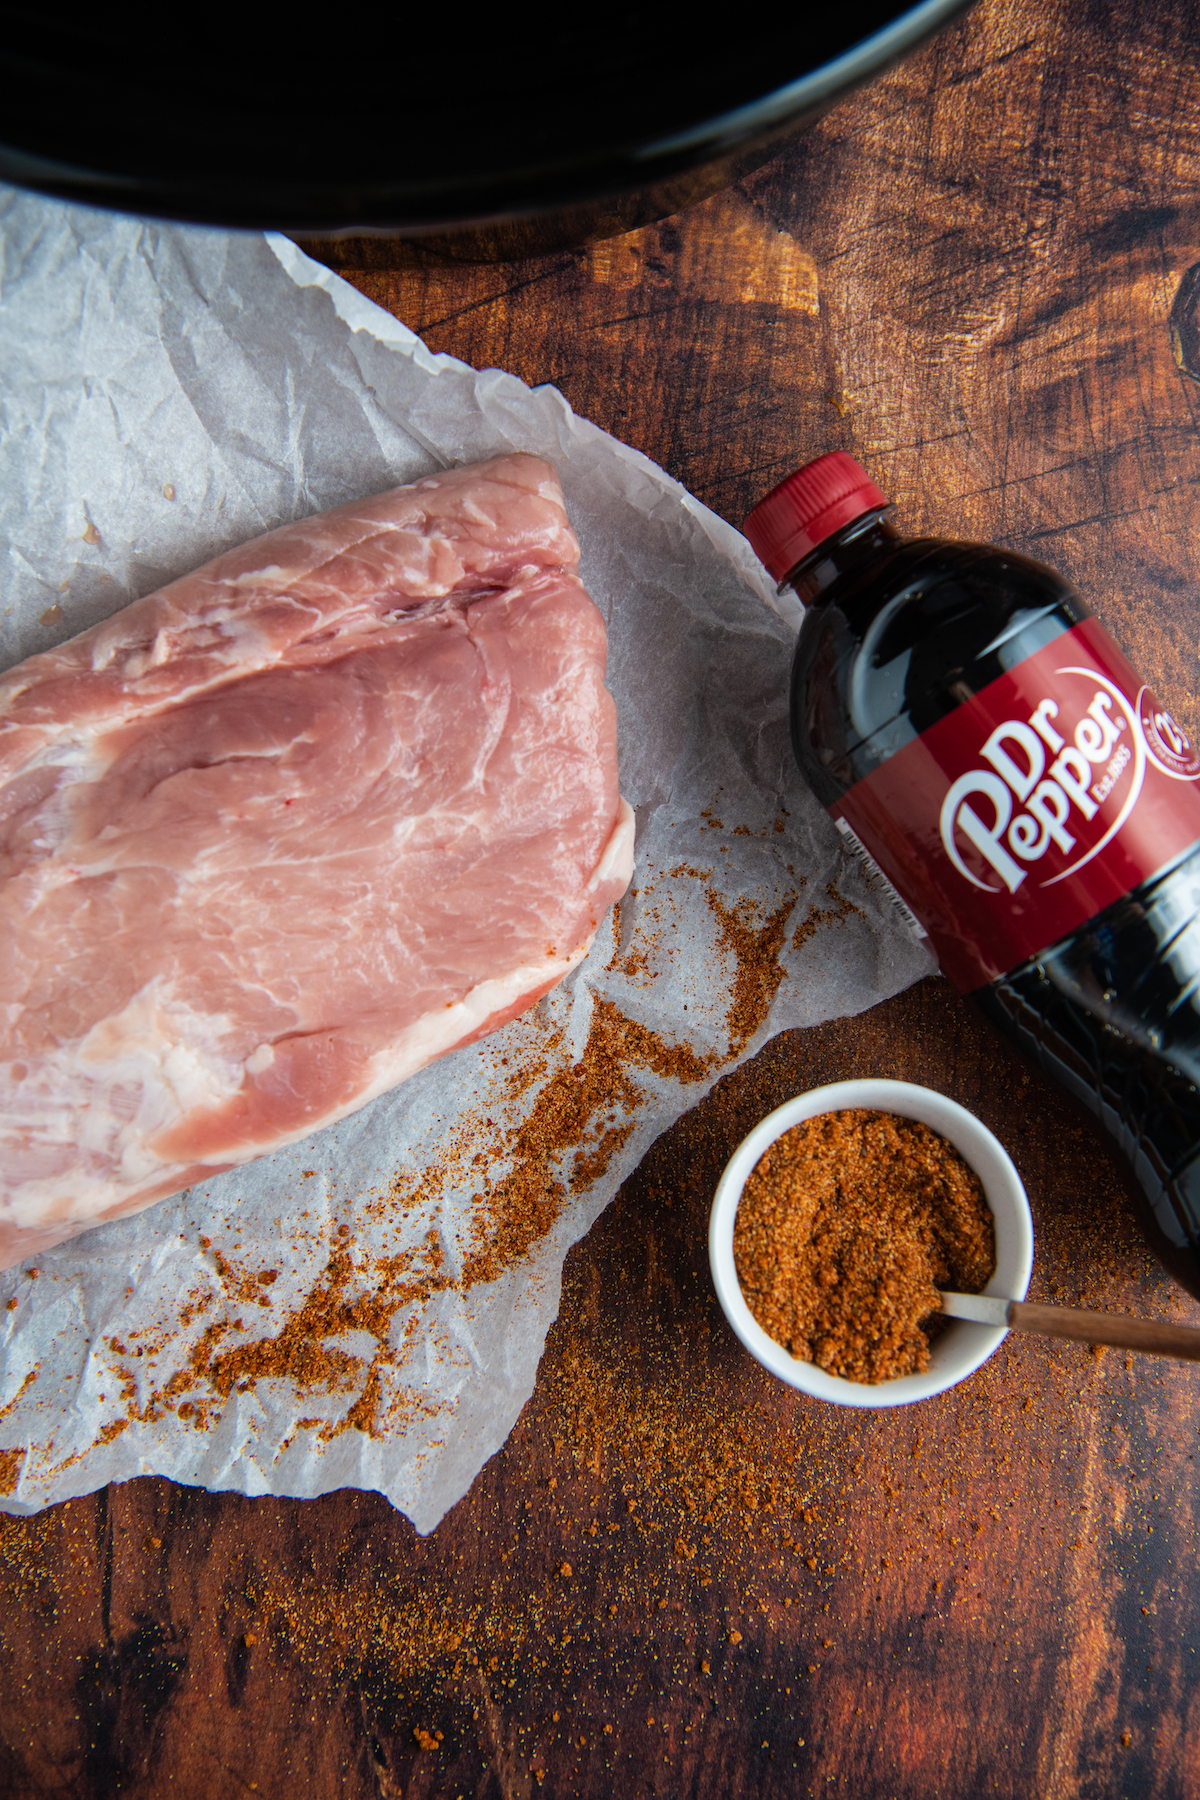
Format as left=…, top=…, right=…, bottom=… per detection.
left=1008, top=1301, right=1200, bottom=1361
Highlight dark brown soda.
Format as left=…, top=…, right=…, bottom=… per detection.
left=786, top=510, right=1200, bottom=1300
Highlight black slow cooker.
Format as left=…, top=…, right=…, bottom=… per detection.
left=0, top=1, right=970, bottom=255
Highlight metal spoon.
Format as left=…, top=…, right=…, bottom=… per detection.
left=939, top=1291, right=1200, bottom=1364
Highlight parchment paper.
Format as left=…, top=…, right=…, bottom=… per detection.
left=0, top=186, right=935, bottom=1529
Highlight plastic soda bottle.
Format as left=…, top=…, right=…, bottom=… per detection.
left=745, top=450, right=1200, bottom=1299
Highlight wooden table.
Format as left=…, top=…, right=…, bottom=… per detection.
left=5, top=1, right=1200, bottom=1793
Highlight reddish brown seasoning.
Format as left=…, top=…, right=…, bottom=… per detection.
left=733, top=1109, right=995, bottom=1382
left=704, top=888, right=797, bottom=1058
left=0, top=1449, right=22, bottom=1496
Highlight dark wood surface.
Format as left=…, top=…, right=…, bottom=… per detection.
left=5, top=1, right=1200, bottom=1793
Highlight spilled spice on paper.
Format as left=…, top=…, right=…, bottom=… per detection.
left=14, top=851, right=810, bottom=1470
left=791, top=883, right=864, bottom=953
left=705, top=888, right=797, bottom=1057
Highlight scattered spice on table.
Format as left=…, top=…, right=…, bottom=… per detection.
left=733, top=1109, right=995, bottom=1381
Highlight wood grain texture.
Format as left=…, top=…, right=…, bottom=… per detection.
left=6, top=0, right=1200, bottom=1794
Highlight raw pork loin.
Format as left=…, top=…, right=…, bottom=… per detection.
left=0, top=454, right=633, bottom=1268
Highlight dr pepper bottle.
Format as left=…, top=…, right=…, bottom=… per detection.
left=745, top=450, right=1200, bottom=1299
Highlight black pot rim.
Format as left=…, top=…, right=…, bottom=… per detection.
left=0, top=0, right=970, bottom=234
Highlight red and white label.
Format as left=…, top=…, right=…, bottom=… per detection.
left=832, top=617, right=1200, bottom=989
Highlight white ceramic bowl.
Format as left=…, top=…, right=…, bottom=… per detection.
left=708, top=1078, right=1034, bottom=1408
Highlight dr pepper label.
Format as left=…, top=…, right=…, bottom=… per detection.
left=832, top=617, right=1200, bottom=989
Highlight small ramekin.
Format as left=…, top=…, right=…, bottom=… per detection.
left=708, top=1078, right=1034, bottom=1408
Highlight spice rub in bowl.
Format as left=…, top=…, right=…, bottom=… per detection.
left=732, top=1109, right=996, bottom=1383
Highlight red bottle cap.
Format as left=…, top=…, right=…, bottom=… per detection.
left=743, top=451, right=889, bottom=584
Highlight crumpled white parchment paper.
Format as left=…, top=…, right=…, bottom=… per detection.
left=0, top=187, right=935, bottom=1528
